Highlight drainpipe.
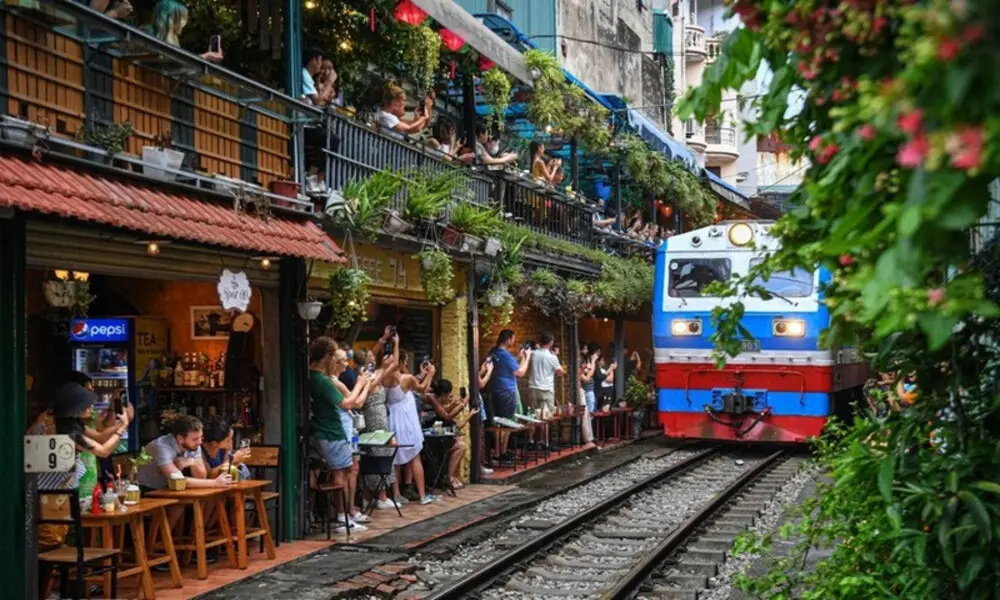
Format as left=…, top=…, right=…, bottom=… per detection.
left=279, top=258, right=305, bottom=539
left=462, top=73, right=478, bottom=152
left=570, top=137, right=579, bottom=190
left=614, top=316, right=626, bottom=400
left=0, top=213, right=26, bottom=599
left=284, top=0, right=304, bottom=183
left=466, top=266, right=483, bottom=483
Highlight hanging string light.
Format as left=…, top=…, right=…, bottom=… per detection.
left=394, top=0, right=428, bottom=27
left=439, top=28, right=466, bottom=52
left=370, top=7, right=376, bottom=32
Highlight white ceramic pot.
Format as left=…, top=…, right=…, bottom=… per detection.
left=142, top=146, right=185, bottom=181
left=461, top=234, right=484, bottom=253
left=484, top=237, right=502, bottom=257
left=383, top=210, right=413, bottom=234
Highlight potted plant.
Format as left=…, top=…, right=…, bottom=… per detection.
left=142, top=132, right=185, bottom=181
left=405, top=169, right=461, bottom=223
left=414, top=248, right=455, bottom=305
left=326, top=267, right=373, bottom=332
left=78, top=118, right=134, bottom=161
left=624, top=375, right=650, bottom=438
left=340, top=169, right=404, bottom=240
left=42, top=273, right=93, bottom=316
left=1, top=114, right=48, bottom=146
left=269, top=173, right=301, bottom=201
left=447, top=202, right=500, bottom=252
left=480, top=285, right=515, bottom=333
left=481, top=67, right=512, bottom=132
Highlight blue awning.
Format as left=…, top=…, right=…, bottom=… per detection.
left=705, top=170, right=750, bottom=209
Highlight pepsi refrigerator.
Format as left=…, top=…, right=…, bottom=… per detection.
left=70, top=316, right=172, bottom=451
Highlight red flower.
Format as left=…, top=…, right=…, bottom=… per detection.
left=859, top=124, right=877, bottom=141
left=961, top=23, right=986, bottom=44
left=947, top=126, right=984, bottom=170
left=818, top=143, right=840, bottom=164
left=839, top=255, right=855, bottom=267
left=928, top=288, right=946, bottom=306
left=785, top=11, right=800, bottom=25
left=897, top=136, right=930, bottom=168
left=839, top=76, right=856, bottom=89
left=872, top=16, right=888, bottom=35
left=809, top=135, right=824, bottom=152
left=938, top=37, right=960, bottom=61
left=896, top=109, right=923, bottom=135
left=797, top=61, right=817, bottom=80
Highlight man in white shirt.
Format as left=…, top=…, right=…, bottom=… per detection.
left=526, top=332, right=565, bottom=414
left=375, top=83, right=433, bottom=140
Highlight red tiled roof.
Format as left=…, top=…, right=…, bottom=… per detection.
left=0, top=155, right=344, bottom=263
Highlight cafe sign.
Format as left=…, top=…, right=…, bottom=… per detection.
left=217, top=269, right=252, bottom=312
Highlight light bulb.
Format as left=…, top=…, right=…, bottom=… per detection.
left=340, top=40, right=351, bottom=51
left=305, top=0, right=316, bottom=8
left=54, top=270, right=70, bottom=280
left=260, top=257, right=272, bottom=270
left=147, top=241, right=160, bottom=257
left=72, top=271, right=89, bottom=282
left=544, top=124, right=553, bottom=134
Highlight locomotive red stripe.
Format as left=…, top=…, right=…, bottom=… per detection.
left=655, top=362, right=867, bottom=393
left=659, top=412, right=826, bottom=443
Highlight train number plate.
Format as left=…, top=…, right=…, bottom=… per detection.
left=740, top=339, right=760, bottom=353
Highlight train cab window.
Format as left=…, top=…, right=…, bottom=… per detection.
left=668, top=258, right=732, bottom=297
left=749, top=258, right=815, bottom=297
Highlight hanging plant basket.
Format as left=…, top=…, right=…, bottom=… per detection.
left=487, top=285, right=508, bottom=308
left=414, top=248, right=455, bottom=305
left=43, top=280, right=78, bottom=309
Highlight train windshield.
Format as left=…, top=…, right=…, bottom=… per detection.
left=668, top=258, right=732, bottom=297
left=749, top=258, right=815, bottom=297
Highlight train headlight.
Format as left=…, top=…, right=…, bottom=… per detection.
left=773, top=318, right=806, bottom=337
left=671, top=319, right=702, bottom=336
left=728, top=223, right=754, bottom=247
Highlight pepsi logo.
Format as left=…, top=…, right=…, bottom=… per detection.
left=70, top=320, right=128, bottom=340
left=71, top=322, right=87, bottom=337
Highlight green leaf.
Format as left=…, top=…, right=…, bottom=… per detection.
left=972, top=481, right=1000, bottom=496
left=959, top=555, right=985, bottom=589
left=939, top=497, right=958, bottom=569
left=914, top=533, right=927, bottom=564
left=878, top=455, right=894, bottom=502
left=946, top=66, right=974, bottom=106
left=919, top=312, right=958, bottom=350
left=958, top=491, right=992, bottom=542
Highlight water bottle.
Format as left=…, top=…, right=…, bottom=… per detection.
left=351, top=428, right=360, bottom=454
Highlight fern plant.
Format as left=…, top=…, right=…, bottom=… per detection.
left=448, top=202, right=501, bottom=238
left=341, top=169, right=404, bottom=239
left=404, top=169, right=462, bottom=222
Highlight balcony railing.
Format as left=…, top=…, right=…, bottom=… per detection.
left=497, top=172, right=597, bottom=248
left=685, top=24, right=707, bottom=59
left=685, top=119, right=706, bottom=146
left=707, top=38, right=722, bottom=62
left=322, top=111, right=493, bottom=212
left=706, top=125, right=737, bottom=148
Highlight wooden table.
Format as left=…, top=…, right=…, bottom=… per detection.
left=82, top=498, right=182, bottom=600
left=224, top=480, right=278, bottom=569
left=147, top=487, right=237, bottom=579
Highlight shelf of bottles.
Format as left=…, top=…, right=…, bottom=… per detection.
left=150, top=352, right=263, bottom=443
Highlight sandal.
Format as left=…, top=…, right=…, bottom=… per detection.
left=450, top=478, right=465, bottom=489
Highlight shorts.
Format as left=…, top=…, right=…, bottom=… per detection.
left=526, top=388, right=555, bottom=412
left=491, top=390, right=518, bottom=420
left=312, top=437, right=353, bottom=470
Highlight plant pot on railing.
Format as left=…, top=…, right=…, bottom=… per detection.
left=460, top=234, right=485, bottom=253
left=441, top=224, right=463, bottom=248
left=1, top=115, right=47, bottom=146
left=484, top=237, right=503, bottom=257
left=142, top=146, right=185, bottom=181
left=383, top=209, right=413, bottom=235
left=269, top=179, right=300, bottom=199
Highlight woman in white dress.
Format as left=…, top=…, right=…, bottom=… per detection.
left=381, top=333, right=437, bottom=505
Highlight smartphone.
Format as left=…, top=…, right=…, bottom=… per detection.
left=460, top=387, right=467, bottom=400
left=239, top=438, right=251, bottom=450
left=484, top=356, right=494, bottom=366
left=209, top=35, right=221, bottom=53
left=367, top=362, right=376, bottom=374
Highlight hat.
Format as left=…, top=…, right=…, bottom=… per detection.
left=53, top=382, right=97, bottom=419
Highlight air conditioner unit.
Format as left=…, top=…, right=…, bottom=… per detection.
left=736, top=172, right=749, bottom=183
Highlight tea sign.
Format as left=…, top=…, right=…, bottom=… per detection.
left=217, top=269, right=252, bottom=312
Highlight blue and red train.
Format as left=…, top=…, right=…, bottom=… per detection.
left=652, top=221, right=866, bottom=443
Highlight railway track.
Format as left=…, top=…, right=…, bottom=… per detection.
left=419, top=448, right=801, bottom=600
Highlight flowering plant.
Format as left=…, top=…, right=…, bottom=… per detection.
left=681, top=1, right=1000, bottom=597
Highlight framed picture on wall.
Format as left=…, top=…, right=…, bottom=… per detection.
left=191, top=306, right=231, bottom=340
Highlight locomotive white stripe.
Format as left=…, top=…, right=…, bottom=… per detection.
left=654, top=347, right=861, bottom=367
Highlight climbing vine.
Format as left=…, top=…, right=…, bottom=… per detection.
left=680, top=1, right=1000, bottom=598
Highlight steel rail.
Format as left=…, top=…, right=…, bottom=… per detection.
left=598, top=449, right=787, bottom=600
left=423, top=446, right=720, bottom=600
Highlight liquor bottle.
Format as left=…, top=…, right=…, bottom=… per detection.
left=174, top=360, right=184, bottom=387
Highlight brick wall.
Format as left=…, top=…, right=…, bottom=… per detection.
left=439, top=267, right=468, bottom=389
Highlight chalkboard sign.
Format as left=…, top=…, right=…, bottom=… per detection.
left=398, top=308, right=434, bottom=366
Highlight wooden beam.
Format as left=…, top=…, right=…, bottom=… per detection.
left=411, top=0, right=534, bottom=86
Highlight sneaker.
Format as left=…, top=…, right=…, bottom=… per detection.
left=419, top=495, right=438, bottom=505
left=376, top=499, right=398, bottom=510
left=393, top=495, right=410, bottom=505
left=481, top=466, right=494, bottom=475
left=351, top=512, right=373, bottom=523
left=333, top=518, right=368, bottom=532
